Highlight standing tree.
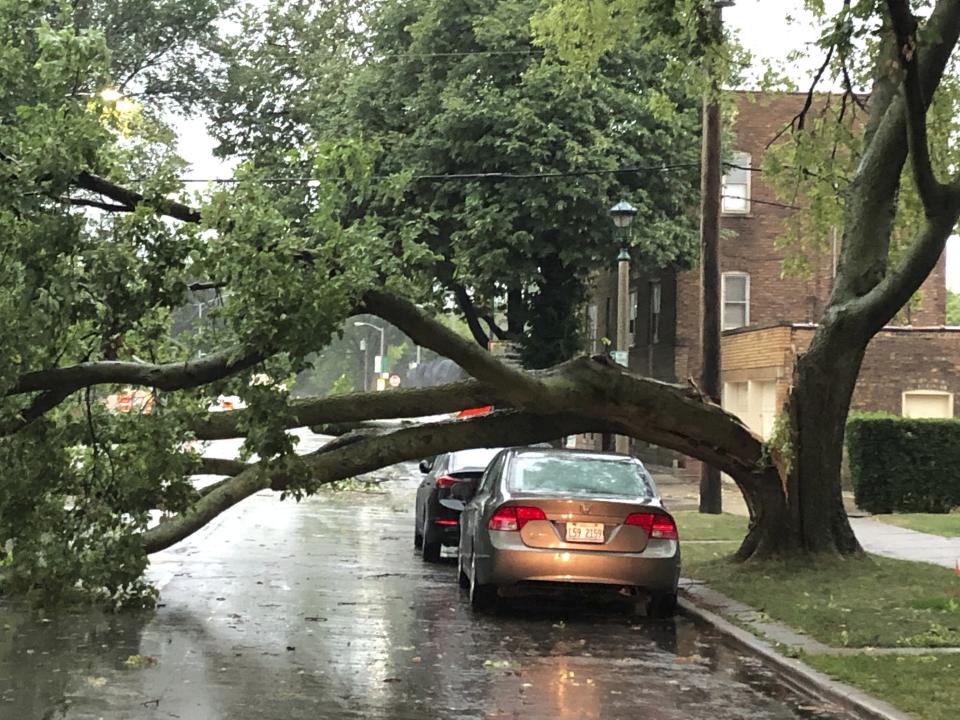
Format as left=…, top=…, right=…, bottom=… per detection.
left=535, top=0, right=960, bottom=556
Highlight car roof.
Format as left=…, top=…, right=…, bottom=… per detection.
left=446, top=446, right=504, bottom=468
left=503, top=447, right=641, bottom=463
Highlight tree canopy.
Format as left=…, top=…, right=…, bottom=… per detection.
left=212, top=0, right=702, bottom=366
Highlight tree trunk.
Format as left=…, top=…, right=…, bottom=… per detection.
left=735, top=467, right=792, bottom=560
left=736, top=323, right=866, bottom=561
left=522, top=255, right=584, bottom=369
left=785, top=329, right=864, bottom=556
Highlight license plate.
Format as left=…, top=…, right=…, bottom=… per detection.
left=565, top=522, right=605, bottom=543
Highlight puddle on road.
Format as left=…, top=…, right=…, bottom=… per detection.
left=0, top=474, right=855, bottom=720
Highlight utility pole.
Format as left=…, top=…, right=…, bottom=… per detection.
left=615, top=248, right=631, bottom=455
left=699, top=0, right=730, bottom=514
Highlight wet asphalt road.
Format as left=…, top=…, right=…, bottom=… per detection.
left=0, top=437, right=856, bottom=720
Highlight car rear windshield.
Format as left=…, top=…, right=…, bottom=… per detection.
left=507, top=454, right=653, bottom=498
left=448, top=448, right=503, bottom=473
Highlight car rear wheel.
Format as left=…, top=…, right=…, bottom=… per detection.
left=468, top=556, right=497, bottom=612
left=414, top=527, right=423, bottom=549
left=457, top=553, right=469, bottom=589
left=421, top=516, right=441, bottom=563
left=647, top=591, right=678, bottom=618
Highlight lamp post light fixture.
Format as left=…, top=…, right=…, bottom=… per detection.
left=609, top=200, right=638, bottom=455
left=609, top=200, right=638, bottom=232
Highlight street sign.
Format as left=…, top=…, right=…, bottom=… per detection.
left=388, top=374, right=401, bottom=388
left=611, top=350, right=629, bottom=367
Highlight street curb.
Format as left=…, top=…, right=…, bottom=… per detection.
left=678, top=596, right=914, bottom=720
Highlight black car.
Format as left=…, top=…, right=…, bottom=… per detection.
left=415, top=447, right=504, bottom=562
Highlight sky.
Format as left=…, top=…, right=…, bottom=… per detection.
left=174, top=0, right=960, bottom=292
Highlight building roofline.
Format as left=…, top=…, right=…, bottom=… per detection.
left=723, top=321, right=960, bottom=336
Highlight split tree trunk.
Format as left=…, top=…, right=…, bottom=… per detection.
left=786, top=331, right=864, bottom=556
left=735, top=322, right=866, bottom=560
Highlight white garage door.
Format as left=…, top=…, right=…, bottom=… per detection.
left=902, top=391, right=953, bottom=419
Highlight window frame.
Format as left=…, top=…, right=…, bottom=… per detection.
left=649, top=280, right=662, bottom=344
left=721, top=151, right=752, bottom=215
left=721, top=271, right=750, bottom=330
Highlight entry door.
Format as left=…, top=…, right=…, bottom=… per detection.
left=753, top=381, right=777, bottom=440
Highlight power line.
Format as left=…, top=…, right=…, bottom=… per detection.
left=265, top=42, right=546, bottom=61
left=373, top=48, right=546, bottom=60
left=721, top=194, right=803, bottom=211
left=173, top=162, right=700, bottom=185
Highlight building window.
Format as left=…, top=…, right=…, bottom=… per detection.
left=649, top=281, right=662, bottom=344
left=902, top=390, right=954, bottom=418
left=722, top=272, right=750, bottom=330
left=722, top=151, right=751, bottom=214
left=628, top=289, right=638, bottom=341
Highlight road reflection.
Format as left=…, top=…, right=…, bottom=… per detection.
left=1, top=447, right=852, bottom=720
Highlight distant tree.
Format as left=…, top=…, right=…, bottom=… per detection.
left=212, top=0, right=702, bottom=367
left=947, top=289, right=960, bottom=325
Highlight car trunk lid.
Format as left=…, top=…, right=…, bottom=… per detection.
left=508, top=497, right=665, bottom=552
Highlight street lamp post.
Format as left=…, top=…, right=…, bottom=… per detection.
left=354, top=321, right=386, bottom=390
left=609, top=200, right=638, bottom=455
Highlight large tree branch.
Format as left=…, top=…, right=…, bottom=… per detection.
left=887, top=0, right=947, bottom=211
left=8, top=346, right=268, bottom=396
left=450, top=282, right=490, bottom=348
left=193, top=380, right=511, bottom=440
left=143, top=409, right=603, bottom=552
left=0, top=388, right=75, bottom=435
left=832, top=0, right=960, bottom=304
left=855, top=211, right=960, bottom=331
left=198, top=456, right=249, bottom=476
left=145, top=357, right=777, bottom=553
left=75, top=171, right=202, bottom=223
left=362, top=290, right=546, bottom=406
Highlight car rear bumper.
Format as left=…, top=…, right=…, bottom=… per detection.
left=476, top=534, right=680, bottom=592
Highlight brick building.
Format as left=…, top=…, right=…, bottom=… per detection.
left=585, top=91, right=960, bottom=458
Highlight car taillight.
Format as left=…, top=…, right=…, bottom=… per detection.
left=625, top=513, right=678, bottom=540
left=435, top=475, right=456, bottom=488
left=651, top=514, right=678, bottom=540
left=487, top=505, right=546, bottom=531
left=624, top=513, right=654, bottom=533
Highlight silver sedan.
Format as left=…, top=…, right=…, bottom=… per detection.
left=454, top=447, right=680, bottom=616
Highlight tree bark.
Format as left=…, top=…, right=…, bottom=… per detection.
left=783, top=330, right=864, bottom=557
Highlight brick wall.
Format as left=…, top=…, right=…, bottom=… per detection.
left=790, top=326, right=960, bottom=416
left=663, top=91, right=948, bottom=382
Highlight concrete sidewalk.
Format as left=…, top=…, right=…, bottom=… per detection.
left=654, top=471, right=960, bottom=570
left=850, top=516, right=960, bottom=570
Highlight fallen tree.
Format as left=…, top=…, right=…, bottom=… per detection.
left=3, top=0, right=960, bottom=604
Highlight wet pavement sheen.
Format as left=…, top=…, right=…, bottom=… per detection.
left=0, top=455, right=855, bottom=720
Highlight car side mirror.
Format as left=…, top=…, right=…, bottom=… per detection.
left=439, top=498, right=465, bottom=512
left=419, top=458, right=434, bottom=474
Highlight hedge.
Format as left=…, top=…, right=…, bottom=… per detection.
left=846, top=414, right=960, bottom=513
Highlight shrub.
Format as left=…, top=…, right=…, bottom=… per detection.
left=846, top=414, right=960, bottom=513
